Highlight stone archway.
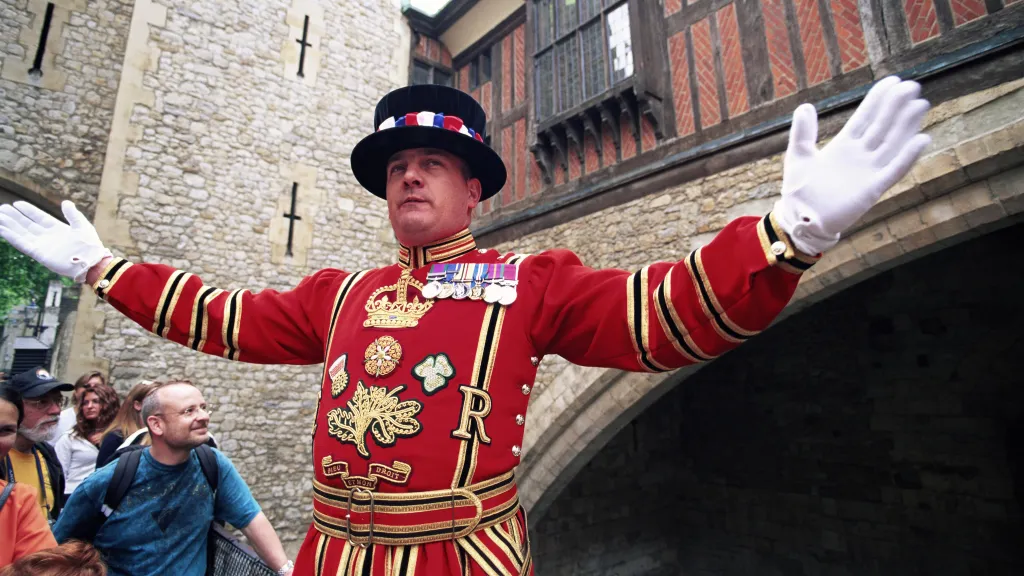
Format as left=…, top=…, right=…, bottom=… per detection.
left=0, top=170, right=65, bottom=216
left=519, top=161, right=1024, bottom=525
left=532, top=220, right=1024, bottom=575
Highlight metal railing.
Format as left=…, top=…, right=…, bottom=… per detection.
left=208, top=523, right=275, bottom=576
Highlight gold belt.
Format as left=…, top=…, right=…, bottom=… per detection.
left=311, top=470, right=520, bottom=546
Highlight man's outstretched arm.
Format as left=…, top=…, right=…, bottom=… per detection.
left=0, top=201, right=354, bottom=365
left=529, top=76, right=931, bottom=371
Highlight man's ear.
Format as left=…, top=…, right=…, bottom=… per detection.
left=146, top=416, right=162, bottom=436
left=467, top=178, right=482, bottom=209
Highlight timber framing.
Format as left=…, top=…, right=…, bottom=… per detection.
left=474, top=37, right=1024, bottom=246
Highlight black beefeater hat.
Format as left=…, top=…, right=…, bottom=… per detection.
left=350, top=85, right=506, bottom=200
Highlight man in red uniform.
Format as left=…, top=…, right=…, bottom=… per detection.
left=0, top=78, right=930, bottom=575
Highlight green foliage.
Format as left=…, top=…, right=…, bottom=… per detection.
left=0, top=239, right=72, bottom=321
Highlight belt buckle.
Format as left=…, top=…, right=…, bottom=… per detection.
left=448, top=488, right=484, bottom=540
left=346, top=487, right=375, bottom=548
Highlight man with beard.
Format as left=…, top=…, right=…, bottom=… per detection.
left=3, top=367, right=71, bottom=524
left=52, top=381, right=293, bottom=576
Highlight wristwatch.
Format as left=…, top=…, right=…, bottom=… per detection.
left=276, top=560, right=294, bottom=576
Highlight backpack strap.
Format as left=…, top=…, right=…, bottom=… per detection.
left=194, top=444, right=219, bottom=494
left=0, top=482, right=14, bottom=512
left=103, top=447, right=144, bottom=517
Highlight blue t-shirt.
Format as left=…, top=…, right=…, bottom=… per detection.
left=53, top=447, right=261, bottom=576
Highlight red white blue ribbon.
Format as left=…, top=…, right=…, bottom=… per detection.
left=377, top=111, right=484, bottom=143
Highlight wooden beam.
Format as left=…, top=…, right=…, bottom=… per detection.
left=563, top=117, right=585, bottom=164
left=581, top=108, right=603, bottom=159
left=599, top=100, right=621, bottom=156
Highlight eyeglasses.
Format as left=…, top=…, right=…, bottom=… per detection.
left=153, top=405, right=212, bottom=420
left=24, top=394, right=68, bottom=410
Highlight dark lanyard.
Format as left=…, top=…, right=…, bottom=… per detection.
left=3, top=448, right=51, bottom=516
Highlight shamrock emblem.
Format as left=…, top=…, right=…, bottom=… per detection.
left=412, top=353, right=455, bottom=395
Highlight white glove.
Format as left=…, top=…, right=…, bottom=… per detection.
left=774, top=76, right=932, bottom=255
left=0, top=200, right=112, bottom=283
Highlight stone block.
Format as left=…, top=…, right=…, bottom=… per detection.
left=956, top=121, right=1024, bottom=181
left=988, top=165, right=1024, bottom=215
left=949, top=182, right=1006, bottom=229
left=912, top=150, right=967, bottom=198
left=849, top=221, right=903, bottom=268
left=918, top=195, right=969, bottom=243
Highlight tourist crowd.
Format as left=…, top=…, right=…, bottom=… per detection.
left=0, top=367, right=293, bottom=576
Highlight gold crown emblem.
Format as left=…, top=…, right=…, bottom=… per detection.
left=363, top=271, right=433, bottom=329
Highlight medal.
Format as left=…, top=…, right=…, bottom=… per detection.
left=438, top=264, right=456, bottom=299
left=499, top=264, right=518, bottom=306
left=453, top=264, right=469, bottom=299
left=499, top=285, right=518, bottom=305
left=421, top=265, right=444, bottom=299
left=469, top=265, right=485, bottom=300
left=422, top=282, right=441, bottom=299
left=484, top=264, right=503, bottom=303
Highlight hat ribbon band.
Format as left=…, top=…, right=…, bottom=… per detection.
left=377, top=111, right=485, bottom=143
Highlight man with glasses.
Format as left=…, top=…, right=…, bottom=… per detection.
left=53, top=381, right=293, bottom=576
left=4, top=366, right=72, bottom=523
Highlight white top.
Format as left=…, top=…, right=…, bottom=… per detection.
left=50, top=407, right=77, bottom=446
left=54, top=429, right=99, bottom=495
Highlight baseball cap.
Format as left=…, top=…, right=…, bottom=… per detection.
left=8, top=367, right=74, bottom=398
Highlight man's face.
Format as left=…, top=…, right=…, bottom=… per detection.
left=385, top=148, right=482, bottom=246
left=19, top=390, right=63, bottom=444
left=148, top=384, right=210, bottom=450
left=0, top=399, right=18, bottom=459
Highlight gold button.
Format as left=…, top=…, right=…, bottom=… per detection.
left=515, top=414, right=524, bottom=426
left=521, top=384, right=531, bottom=396
left=512, top=445, right=521, bottom=457
left=98, top=279, right=111, bottom=289
left=530, top=356, right=540, bottom=367
left=770, top=241, right=787, bottom=256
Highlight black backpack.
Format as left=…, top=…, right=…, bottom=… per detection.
left=69, top=444, right=274, bottom=576
left=67, top=443, right=219, bottom=542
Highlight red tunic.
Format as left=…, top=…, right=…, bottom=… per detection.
left=91, top=213, right=816, bottom=575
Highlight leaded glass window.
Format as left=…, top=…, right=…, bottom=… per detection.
left=581, top=20, right=605, bottom=99
left=410, top=60, right=454, bottom=87
left=412, top=61, right=431, bottom=85
left=536, top=51, right=555, bottom=119
left=606, top=3, right=633, bottom=84
left=533, top=0, right=633, bottom=121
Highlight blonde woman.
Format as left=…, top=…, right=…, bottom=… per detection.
left=95, top=381, right=155, bottom=469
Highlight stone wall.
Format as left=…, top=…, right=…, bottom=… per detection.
left=81, top=0, right=402, bottom=550
left=531, top=223, right=1024, bottom=575
left=0, top=0, right=132, bottom=212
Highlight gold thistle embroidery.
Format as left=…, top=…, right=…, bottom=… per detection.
left=329, top=354, right=349, bottom=397
left=364, top=269, right=433, bottom=329
left=364, top=335, right=403, bottom=378
left=412, top=353, right=455, bottom=395
left=325, top=382, right=422, bottom=458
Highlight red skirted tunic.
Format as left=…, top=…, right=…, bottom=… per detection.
left=90, top=213, right=816, bottom=575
